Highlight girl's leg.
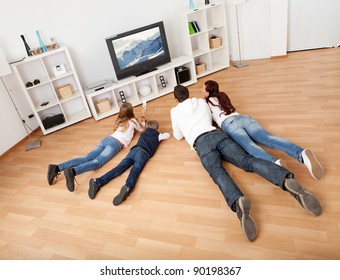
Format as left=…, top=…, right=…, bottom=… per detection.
left=73, top=137, right=122, bottom=175
left=222, top=116, right=277, bottom=162
left=242, top=116, right=303, bottom=160
left=58, top=138, right=108, bottom=171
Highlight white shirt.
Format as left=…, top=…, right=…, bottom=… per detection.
left=111, top=118, right=144, bottom=147
left=207, top=97, right=239, bottom=127
left=170, top=97, right=216, bottom=149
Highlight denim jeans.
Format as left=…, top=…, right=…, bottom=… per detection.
left=194, top=130, right=291, bottom=211
left=96, top=147, right=150, bottom=190
left=221, top=115, right=304, bottom=163
left=58, top=136, right=122, bottom=175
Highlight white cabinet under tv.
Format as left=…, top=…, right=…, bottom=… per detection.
left=85, top=56, right=196, bottom=121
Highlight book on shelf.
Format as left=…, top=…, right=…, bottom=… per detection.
left=192, top=21, right=200, bottom=32
left=188, top=22, right=196, bottom=35
left=188, top=21, right=200, bottom=34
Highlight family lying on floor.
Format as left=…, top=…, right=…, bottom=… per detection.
left=47, top=80, right=323, bottom=242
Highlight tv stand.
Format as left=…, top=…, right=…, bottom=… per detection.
left=136, top=68, right=158, bottom=77
left=85, top=56, right=197, bottom=121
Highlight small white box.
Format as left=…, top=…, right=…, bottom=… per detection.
left=53, top=64, right=66, bottom=76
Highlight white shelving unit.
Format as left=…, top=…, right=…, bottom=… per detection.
left=185, top=2, right=230, bottom=78
left=12, top=46, right=92, bottom=135
left=85, top=56, right=196, bottom=121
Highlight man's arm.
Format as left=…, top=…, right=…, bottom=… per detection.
left=170, top=108, right=183, bottom=140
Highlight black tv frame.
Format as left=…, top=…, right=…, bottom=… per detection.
left=105, top=21, right=171, bottom=80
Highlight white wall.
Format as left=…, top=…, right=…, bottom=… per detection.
left=0, top=78, right=29, bottom=155
left=287, top=0, right=340, bottom=51
left=1, top=0, right=196, bottom=85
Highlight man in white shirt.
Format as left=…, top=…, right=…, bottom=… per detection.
left=170, top=85, right=322, bottom=242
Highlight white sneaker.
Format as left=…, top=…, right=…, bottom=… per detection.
left=275, top=159, right=288, bottom=169
left=301, top=149, right=323, bottom=180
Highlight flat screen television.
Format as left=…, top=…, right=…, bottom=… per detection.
left=106, top=21, right=171, bottom=80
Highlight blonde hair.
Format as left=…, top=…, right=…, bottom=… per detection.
left=114, top=102, right=141, bottom=132
left=146, top=120, right=159, bottom=130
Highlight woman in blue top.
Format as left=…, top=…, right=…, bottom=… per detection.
left=203, top=80, right=323, bottom=180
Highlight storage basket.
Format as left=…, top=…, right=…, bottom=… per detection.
left=96, top=98, right=111, bottom=113
left=57, top=84, right=73, bottom=99
left=195, top=63, right=206, bottom=75
left=209, top=37, right=222, bottom=49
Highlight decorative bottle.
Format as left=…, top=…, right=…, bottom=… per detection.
left=36, top=30, right=48, bottom=53
left=20, top=35, right=32, bottom=56
left=189, top=0, right=195, bottom=11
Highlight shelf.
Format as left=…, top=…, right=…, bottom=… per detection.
left=12, top=46, right=92, bottom=135
left=185, top=2, right=230, bottom=78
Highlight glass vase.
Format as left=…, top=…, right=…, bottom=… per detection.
left=189, top=0, right=195, bottom=11
left=36, top=30, right=48, bottom=53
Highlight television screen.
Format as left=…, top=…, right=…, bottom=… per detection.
left=106, top=21, right=171, bottom=80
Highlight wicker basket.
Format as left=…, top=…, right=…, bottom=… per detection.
left=195, top=63, right=206, bottom=75
left=209, top=37, right=222, bottom=49
left=57, top=84, right=73, bottom=99
left=96, top=98, right=111, bottom=113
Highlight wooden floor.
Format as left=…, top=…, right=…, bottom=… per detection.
left=1, top=47, right=340, bottom=260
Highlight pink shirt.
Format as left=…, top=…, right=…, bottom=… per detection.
left=111, top=118, right=144, bottom=147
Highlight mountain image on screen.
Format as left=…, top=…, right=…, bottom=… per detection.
left=113, top=27, right=164, bottom=70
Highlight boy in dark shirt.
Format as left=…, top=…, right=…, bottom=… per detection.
left=88, top=120, right=170, bottom=205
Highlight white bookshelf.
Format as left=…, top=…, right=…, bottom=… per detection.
left=12, top=46, right=91, bottom=135
left=185, top=2, right=230, bottom=78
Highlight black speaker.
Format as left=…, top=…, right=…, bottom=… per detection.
left=42, top=114, right=66, bottom=129
left=159, top=75, right=167, bottom=88
left=119, top=91, right=127, bottom=103
left=175, top=66, right=191, bottom=85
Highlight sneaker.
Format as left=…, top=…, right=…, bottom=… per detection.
left=47, top=164, right=60, bottom=185
left=275, top=159, right=288, bottom=169
left=285, top=178, right=322, bottom=216
left=64, top=168, right=75, bottom=192
left=113, top=185, right=130, bottom=206
left=301, top=149, right=323, bottom=180
left=88, top=178, right=100, bottom=199
left=236, top=196, right=257, bottom=242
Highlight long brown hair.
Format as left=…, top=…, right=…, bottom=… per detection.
left=204, top=80, right=236, bottom=116
left=114, top=102, right=140, bottom=132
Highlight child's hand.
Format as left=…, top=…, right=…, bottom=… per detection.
left=163, top=132, right=171, bottom=140
left=141, top=107, right=147, bottom=118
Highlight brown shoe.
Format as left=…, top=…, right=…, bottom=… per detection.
left=113, top=185, right=130, bottom=206
left=236, top=196, right=257, bottom=242
left=285, top=178, right=322, bottom=216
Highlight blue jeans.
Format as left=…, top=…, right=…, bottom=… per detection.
left=194, top=130, right=291, bottom=211
left=96, top=147, right=150, bottom=190
left=221, top=115, right=304, bottom=163
left=58, top=136, right=122, bottom=175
